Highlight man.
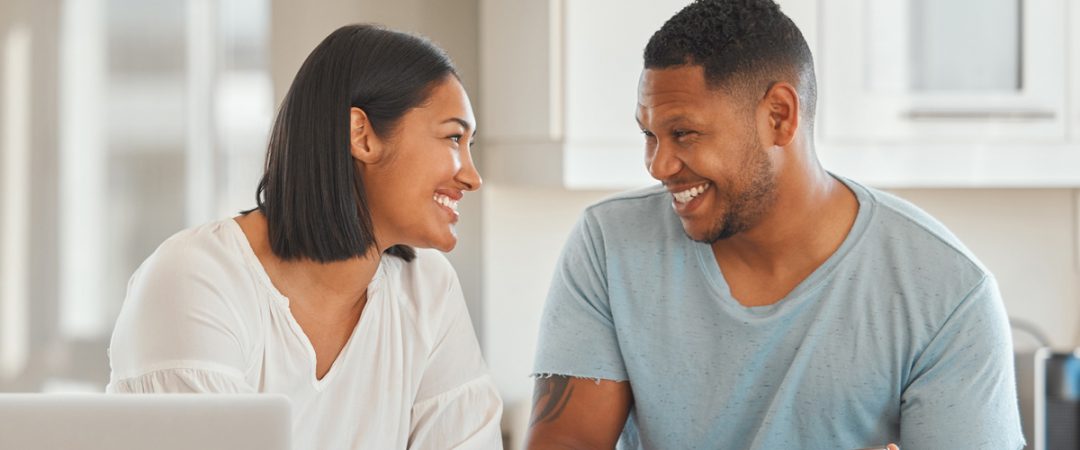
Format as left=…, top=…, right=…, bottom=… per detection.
left=526, top=0, right=1024, bottom=449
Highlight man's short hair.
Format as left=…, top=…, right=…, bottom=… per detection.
left=644, top=0, right=817, bottom=127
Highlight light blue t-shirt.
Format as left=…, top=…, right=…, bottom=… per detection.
left=533, top=177, right=1023, bottom=450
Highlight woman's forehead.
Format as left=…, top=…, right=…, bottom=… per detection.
left=414, top=78, right=475, bottom=128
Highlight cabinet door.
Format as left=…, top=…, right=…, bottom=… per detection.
left=481, top=0, right=693, bottom=189
left=561, top=0, right=690, bottom=187
left=819, top=0, right=1067, bottom=143
left=563, top=0, right=687, bottom=144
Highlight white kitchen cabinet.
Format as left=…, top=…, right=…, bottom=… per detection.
left=814, top=0, right=1080, bottom=188
left=481, top=0, right=690, bottom=189
left=819, top=0, right=1067, bottom=143
left=480, top=0, right=1080, bottom=189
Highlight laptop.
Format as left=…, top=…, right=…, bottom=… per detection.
left=0, top=394, right=291, bottom=450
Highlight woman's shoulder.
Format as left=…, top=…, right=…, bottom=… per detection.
left=110, top=219, right=266, bottom=381
left=381, top=248, right=466, bottom=319
left=384, top=247, right=455, bottom=287
left=139, top=219, right=250, bottom=278
left=124, top=218, right=263, bottom=316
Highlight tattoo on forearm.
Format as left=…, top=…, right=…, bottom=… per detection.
left=530, top=376, right=575, bottom=426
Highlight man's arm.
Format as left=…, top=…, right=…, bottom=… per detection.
left=899, top=276, right=1024, bottom=449
left=525, top=376, right=632, bottom=450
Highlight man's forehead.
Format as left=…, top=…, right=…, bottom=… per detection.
left=636, top=90, right=731, bottom=126
left=639, top=65, right=711, bottom=95
left=635, top=106, right=702, bottom=126
left=638, top=67, right=733, bottom=108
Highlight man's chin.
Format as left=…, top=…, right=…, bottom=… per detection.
left=681, top=221, right=737, bottom=244
left=681, top=225, right=719, bottom=244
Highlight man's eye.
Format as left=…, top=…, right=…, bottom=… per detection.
left=673, top=130, right=692, bottom=138
left=641, top=130, right=655, bottom=138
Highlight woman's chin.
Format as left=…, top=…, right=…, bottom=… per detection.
left=434, top=236, right=458, bottom=253
left=421, top=232, right=458, bottom=253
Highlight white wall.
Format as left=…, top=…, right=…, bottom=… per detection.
left=480, top=186, right=613, bottom=404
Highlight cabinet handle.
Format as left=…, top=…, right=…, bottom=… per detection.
left=903, top=109, right=1056, bottom=121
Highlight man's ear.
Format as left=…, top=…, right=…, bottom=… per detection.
left=350, top=107, right=383, bottom=164
left=759, top=82, right=800, bottom=147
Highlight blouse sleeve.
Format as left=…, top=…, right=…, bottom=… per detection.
left=107, top=367, right=254, bottom=394
left=407, top=254, right=503, bottom=450
left=106, top=234, right=257, bottom=394
left=408, top=374, right=503, bottom=450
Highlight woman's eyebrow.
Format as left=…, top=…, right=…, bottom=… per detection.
left=442, top=117, right=477, bottom=136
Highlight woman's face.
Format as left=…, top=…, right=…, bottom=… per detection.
left=356, top=76, right=481, bottom=253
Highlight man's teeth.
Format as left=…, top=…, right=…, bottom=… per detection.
left=673, top=183, right=709, bottom=204
left=434, top=194, right=459, bottom=211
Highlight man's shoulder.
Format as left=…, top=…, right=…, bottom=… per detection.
left=581, top=184, right=679, bottom=227
left=578, top=184, right=681, bottom=240
left=844, top=180, right=992, bottom=303
left=584, top=184, right=670, bottom=216
left=864, top=184, right=985, bottom=265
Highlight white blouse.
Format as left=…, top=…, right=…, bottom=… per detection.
left=106, top=219, right=503, bottom=450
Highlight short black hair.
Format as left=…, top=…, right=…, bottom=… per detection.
left=255, top=24, right=457, bottom=263
left=644, top=0, right=816, bottom=127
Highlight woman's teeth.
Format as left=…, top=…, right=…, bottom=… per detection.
left=434, top=194, right=459, bottom=211
left=673, top=183, right=709, bottom=204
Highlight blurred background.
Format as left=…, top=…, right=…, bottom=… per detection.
left=1, top=0, right=1078, bottom=448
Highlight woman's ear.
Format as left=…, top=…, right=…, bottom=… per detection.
left=350, top=107, right=382, bottom=164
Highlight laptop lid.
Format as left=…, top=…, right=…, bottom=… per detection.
left=0, top=394, right=291, bottom=450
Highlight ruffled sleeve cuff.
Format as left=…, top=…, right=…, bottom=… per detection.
left=107, top=366, right=255, bottom=394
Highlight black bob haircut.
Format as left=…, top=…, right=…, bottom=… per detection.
left=254, top=24, right=458, bottom=263
left=644, top=0, right=817, bottom=128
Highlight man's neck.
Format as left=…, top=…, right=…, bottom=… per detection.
left=711, top=164, right=858, bottom=304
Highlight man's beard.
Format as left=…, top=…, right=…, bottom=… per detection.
left=690, top=146, right=778, bottom=244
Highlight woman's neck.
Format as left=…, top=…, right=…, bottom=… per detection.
left=235, top=210, right=380, bottom=312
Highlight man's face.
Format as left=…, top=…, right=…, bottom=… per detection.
left=636, top=65, right=778, bottom=243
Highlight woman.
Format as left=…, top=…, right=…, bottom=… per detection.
left=106, top=24, right=502, bottom=449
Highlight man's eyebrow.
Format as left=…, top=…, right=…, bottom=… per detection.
left=636, top=114, right=693, bottom=129
left=660, top=115, right=692, bottom=128
left=442, top=117, right=477, bottom=136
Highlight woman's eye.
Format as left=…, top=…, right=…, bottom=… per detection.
left=449, top=135, right=462, bottom=144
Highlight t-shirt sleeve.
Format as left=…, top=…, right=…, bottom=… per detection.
left=532, top=211, right=627, bottom=381
left=408, top=263, right=503, bottom=450
left=106, top=238, right=255, bottom=393
left=899, top=275, right=1024, bottom=450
